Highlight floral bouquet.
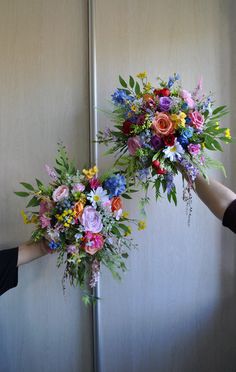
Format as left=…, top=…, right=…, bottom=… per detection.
left=98, top=72, right=232, bottom=218
left=15, top=145, right=144, bottom=304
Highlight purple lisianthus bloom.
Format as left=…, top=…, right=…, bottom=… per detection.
left=151, top=135, right=163, bottom=150
left=159, top=97, right=172, bottom=112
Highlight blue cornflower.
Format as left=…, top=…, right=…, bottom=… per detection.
left=111, top=89, right=134, bottom=106
left=104, top=174, right=126, bottom=197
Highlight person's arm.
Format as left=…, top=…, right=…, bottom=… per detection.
left=194, top=174, right=236, bottom=220
left=17, top=239, right=49, bottom=266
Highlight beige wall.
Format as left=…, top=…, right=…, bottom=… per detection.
left=95, top=1, right=236, bottom=371
left=0, top=1, right=92, bottom=372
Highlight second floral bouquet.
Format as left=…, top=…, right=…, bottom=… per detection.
left=98, top=72, right=232, bottom=214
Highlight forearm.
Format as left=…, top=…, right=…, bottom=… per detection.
left=17, top=239, right=49, bottom=266
left=194, top=174, right=236, bottom=220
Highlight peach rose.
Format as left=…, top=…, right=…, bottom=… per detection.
left=111, top=197, right=123, bottom=212
left=152, top=113, right=174, bottom=136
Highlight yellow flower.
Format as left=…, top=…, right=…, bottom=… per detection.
left=170, top=112, right=186, bottom=128
left=201, top=142, right=206, bottom=149
left=131, top=105, right=136, bottom=112
left=124, top=226, right=132, bottom=236
left=138, top=220, right=147, bottom=231
left=225, top=128, right=231, bottom=139
left=144, top=82, right=152, bottom=91
left=83, top=165, right=98, bottom=179
left=21, top=210, right=38, bottom=224
left=136, top=71, right=147, bottom=79
left=122, top=211, right=129, bottom=219
left=215, top=121, right=220, bottom=130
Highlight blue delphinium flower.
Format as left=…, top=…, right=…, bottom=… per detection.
left=139, top=130, right=153, bottom=149
left=177, top=135, right=189, bottom=148
left=137, top=168, right=150, bottom=181
left=104, top=174, right=126, bottom=198
left=49, top=241, right=61, bottom=250
left=167, top=73, right=180, bottom=88
left=180, top=126, right=194, bottom=139
left=181, top=102, right=188, bottom=110
left=165, top=173, right=175, bottom=195
left=185, top=117, right=191, bottom=125
left=111, top=89, right=134, bottom=106
left=167, top=77, right=175, bottom=88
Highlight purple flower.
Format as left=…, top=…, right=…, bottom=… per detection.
left=178, top=157, right=199, bottom=182
left=67, top=245, right=78, bottom=254
left=127, top=136, right=141, bottom=155
left=151, top=135, right=163, bottom=150
left=45, top=164, right=58, bottom=181
left=159, top=97, right=172, bottom=111
left=165, top=173, right=175, bottom=195
left=80, top=206, right=103, bottom=233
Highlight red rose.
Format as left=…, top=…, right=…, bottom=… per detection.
left=163, top=134, right=175, bottom=147
left=161, top=88, right=170, bottom=97
left=153, top=88, right=170, bottom=97
left=122, top=120, right=133, bottom=135
left=154, top=89, right=162, bottom=96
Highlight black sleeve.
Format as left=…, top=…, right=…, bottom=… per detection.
left=0, top=247, right=19, bottom=296
left=222, top=199, right=236, bottom=233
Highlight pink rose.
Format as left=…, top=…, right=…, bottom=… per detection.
left=180, top=90, right=195, bottom=109
left=187, top=143, right=201, bottom=156
left=80, top=206, right=103, bottom=233
left=72, top=183, right=85, bottom=193
left=83, top=231, right=104, bottom=255
left=189, top=111, right=204, bottom=130
left=127, top=136, right=141, bottom=156
left=52, top=185, right=69, bottom=202
left=152, top=113, right=174, bottom=136
left=40, top=214, right=51, bottom=228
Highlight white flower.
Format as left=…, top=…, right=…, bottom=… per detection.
left=87, top=186, right=109, bottom=207
left=163, top=139, right=184, bottom=162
